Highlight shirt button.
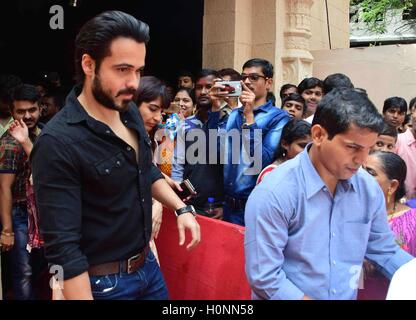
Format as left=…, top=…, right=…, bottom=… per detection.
left=124, top=120, right=128, bottom=124
left=332, top=260, right=336, bottom=265
left=105, top=130, right=111, bottom=134
left=141, top=198, right=145, bottom=202
left=332, top=232, right=336, bottom=237
left=127, top=146, right=132, bottom=151
left=138, top=169, right=142, bottom=174
left=105, top=169, right=110, bottom=174
left=116, top=161, right=121, bottom=167
left=332, top=289, right=337, bottom=294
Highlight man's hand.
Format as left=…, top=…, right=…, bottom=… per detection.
left=210, top=207, right=224, bottom=220
left=9, top=119, right=30, bottom=145
left=151, top=200, right=163, bottom=240
left=177, top=212, right=200, bottom=250
left=209, top=78, right=230, bottom=112
left=240, top=81, right=256, bottom=124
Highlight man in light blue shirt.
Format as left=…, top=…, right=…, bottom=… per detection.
left=245, top=88, right=414, bottom=300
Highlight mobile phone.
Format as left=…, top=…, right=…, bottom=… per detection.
left=175, top=179, right=197, bottom=199
left=217, top=80, right=242, bottom=97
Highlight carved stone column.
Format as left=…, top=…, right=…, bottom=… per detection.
left=282, top=0, right=314, bottom=85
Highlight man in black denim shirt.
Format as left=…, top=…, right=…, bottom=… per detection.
left=31, top=11, right=200, bottom=300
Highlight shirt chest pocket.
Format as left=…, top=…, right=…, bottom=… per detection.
left=342, top=221, right=372, bottom=263
left=95, top=152, right=125, bottom=176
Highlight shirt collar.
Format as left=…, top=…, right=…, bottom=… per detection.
left=300, top=144, right=356, bottom=199
left=403, top=128, right=416, bottom=146
left=237, top=100, right=274, bottom=114
left=65, top=84, right=90, bottom=124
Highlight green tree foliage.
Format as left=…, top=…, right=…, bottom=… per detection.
left=351, top=0, right=415, bottom=33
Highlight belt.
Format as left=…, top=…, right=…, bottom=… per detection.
left=88, top=245, right=150, bottom=276
left=225, top=195, right=247, bottom=211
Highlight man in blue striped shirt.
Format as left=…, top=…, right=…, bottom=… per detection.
left=245, top=88, right=414, bottom=300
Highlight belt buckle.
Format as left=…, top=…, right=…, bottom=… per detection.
left=127, top=252, right=142, bottom=274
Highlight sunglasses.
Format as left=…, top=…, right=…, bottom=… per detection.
left=241, top=73, right=268, bottom=82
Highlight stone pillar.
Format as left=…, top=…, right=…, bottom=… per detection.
left=281, top=0, right=314, bottom=87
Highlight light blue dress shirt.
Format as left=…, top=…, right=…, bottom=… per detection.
left=245, top=146, right=414, bottom=300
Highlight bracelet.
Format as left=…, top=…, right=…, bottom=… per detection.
left=1, top=231, right=14, bottom=237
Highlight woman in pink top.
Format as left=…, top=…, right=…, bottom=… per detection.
left=256, top=119, right=311, bottom=184
left=359, top=151, right=416, bottom=299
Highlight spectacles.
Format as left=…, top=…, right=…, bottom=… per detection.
left=241, top=73, right=268, bottom=82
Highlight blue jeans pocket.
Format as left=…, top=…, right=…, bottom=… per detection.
left=90, top=274, right=119, bottom=296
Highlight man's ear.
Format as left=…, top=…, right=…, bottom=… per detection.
left=266, top=77, right=273, bottom=91
left=81, top=54, right=96, bottom=78
left=311, top=124, right=327, bottom=147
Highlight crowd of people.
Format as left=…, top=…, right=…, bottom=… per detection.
left=0, top=10, right=415, bottom=300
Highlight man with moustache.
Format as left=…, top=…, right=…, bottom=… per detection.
left=245, top=88, right=414, bottom=300
left=31, top=11, right=200, bottom=300
left=0, top=84, right=44, bottom=299
left=171, top=69, right=225, bottom=218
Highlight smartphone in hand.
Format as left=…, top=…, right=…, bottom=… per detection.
left=175, top=179, right=197, bottom=199
left=216, top=80, right=242, bottom=97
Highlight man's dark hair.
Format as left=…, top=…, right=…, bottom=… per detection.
left=12, top=84, right=40, bottom=104
left=371, top=151, right=407, bottom=201
left=274, top=119, right=311, bottom=160
left=379, top=121, right=398, bottom=140
left=312, top=88, right=384, bottom=140
left=242, top=58, right=274, bottom=78
left=409, top=96, right=416, bottom=112
left=43, top=89, right=66, bottom=111
left=177, top=70, right=195, bottom=82
left=218, top=68, right=241, bottom=81
left=297, top=77, right=323, bottom=94
left=282, top=93, right=307, bottom=115
left=0, top=74, right=22, bottom=104
left=75, top=10, right=150, bottom=83
left=323, top=73, right=354, bottom=95
left=279, top=83, right=297, bottom=99
left=136, top=76, right=171, bottom=110
left=195, top=69, right=218, bottom=82
left=266, top=92, right=276, bottom=105
left=382, top=97, right=408, bottom=114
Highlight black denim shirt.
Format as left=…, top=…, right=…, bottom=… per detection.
left=31, top=85, right=163, bottom=280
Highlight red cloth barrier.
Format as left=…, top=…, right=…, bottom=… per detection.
left=155, top=209, right=251, bottom=300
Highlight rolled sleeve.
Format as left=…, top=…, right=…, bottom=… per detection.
left=31, top=134, right=89, bottom=280
left=150, top=164, right=163, bottom=184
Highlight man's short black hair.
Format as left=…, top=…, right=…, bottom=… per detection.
left=75, top=10, right=150, bottom=84
left=323, top=73, right=354, bottom=95
left=242, top=58, right=274, bottom=78
left=382, top=97, right=408, bottom=114
left=379, top=121, right=398, bottom=139
left=218, top=68, right=241, bottom=81
left=279, top=83, right=297, bottom=99
left=282, top=93, right=307, bottom=115
left=195, top=69, right=218, bottom=82
left=177, top=70, right=195, bottom=82
left=312, top=88, right=384, bottom=140
left=11, top=84, right=40, bottom=110
left=297, top=77, right=324, bottom=94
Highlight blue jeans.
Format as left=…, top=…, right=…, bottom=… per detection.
left=223, top=202, right=245, bottom=226
left=10, top=206, right=33, bottom=300
left=89, top=251, right=168, bottom=300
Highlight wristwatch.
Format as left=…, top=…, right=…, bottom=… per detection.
left=175, top=205, right=196, bottom=217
